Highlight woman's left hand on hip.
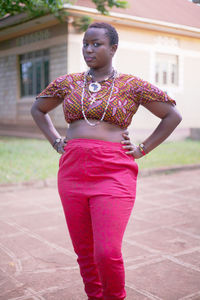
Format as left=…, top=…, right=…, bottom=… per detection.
left=121, top=132, right=143, bottom=159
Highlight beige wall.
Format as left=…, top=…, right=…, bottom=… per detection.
left=181, top=56, right=200, bottom=127
left=112, top=25, right=200, bottom=129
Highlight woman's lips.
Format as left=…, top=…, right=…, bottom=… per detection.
left=85, top=57, right=95, bottom=62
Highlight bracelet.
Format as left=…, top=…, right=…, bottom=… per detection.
left=138, top=143, right=147, bottom=156
left=52, top=138, right=62, bottom=148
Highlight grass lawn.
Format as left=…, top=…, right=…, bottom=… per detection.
left=137, top=138, right=200, bottom=170
left=0, top=137, right=59, bottom=184
left=0, top=136, right=199, bottom=184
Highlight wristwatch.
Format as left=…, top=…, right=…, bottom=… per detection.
left=52, top=138, right=62, bottom=148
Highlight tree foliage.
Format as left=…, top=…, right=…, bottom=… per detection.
left=91, top=0, right=128, bottom=15
left=0, top=0, right=128, bottom=19
left=0, top=0, right=62, bottom=18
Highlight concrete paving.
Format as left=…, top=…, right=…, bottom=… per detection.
left=0, top=168, right=200, bottom=300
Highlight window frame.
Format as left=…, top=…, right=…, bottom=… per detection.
left=19, top=49, right=49, bottom=97
left=154, top=52, right=179, bottom=88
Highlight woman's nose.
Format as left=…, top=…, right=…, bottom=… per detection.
left=86, top=44, right=93, bottom=53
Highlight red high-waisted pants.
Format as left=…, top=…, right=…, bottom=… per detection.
left=57, top=139, right=138, bottom=300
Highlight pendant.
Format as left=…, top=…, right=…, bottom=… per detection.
left=90, top=96, right=96, bottom=104
left=89, top=82, right=101, bottom=93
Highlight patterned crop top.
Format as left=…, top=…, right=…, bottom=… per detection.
left=37, top=72, right=176, bottom=129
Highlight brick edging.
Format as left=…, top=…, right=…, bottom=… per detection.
left=1, top=164, right=200, bottom=191
left=139, top=163, right=200, bottom=177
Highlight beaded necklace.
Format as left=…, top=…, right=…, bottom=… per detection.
left=81, top=70, right=117, bottom=127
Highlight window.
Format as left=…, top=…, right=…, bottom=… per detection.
left=20, top=49, right=49, bottom=97
left=155, top=53, right=179, bottom=87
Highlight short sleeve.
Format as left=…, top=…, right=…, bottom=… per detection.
left=36, top=75, right=69, bottom=99
left=135, top=77, right=176, bottom=106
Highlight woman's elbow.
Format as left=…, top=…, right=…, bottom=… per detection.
left=30, top=102, right=42, bottom=118
left=175, top=109, right=182, bottom=125
left=171, top=107, right=182, bottom=126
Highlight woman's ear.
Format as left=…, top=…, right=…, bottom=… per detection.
left=111, top=44, right=118, bottom=56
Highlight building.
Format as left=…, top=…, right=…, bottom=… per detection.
left=0, top=0, right=200, bottom=138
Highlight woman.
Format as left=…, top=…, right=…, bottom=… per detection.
left=31, top=22, right=182, bottom=300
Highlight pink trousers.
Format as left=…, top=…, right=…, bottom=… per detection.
left=57, top=139, right=138, bottom=300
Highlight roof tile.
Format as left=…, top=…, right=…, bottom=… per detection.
left=74, top=0, right=200, bottom=29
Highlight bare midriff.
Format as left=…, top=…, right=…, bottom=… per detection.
left=66, top=119, right=128, bottom=143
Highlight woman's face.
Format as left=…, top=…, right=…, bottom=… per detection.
left=82, top=27, right=117, bottom=69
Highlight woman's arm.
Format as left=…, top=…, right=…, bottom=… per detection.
left=141, top=102, right=182, bottom=153
left=31, top=97, right=66, bottom=153
left=122, top=102, right=182, bottom=158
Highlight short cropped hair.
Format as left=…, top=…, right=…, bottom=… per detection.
left=88, top=22, right=119, bottom=45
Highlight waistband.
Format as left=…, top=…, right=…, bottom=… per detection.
left=66, top=138, right=123, bottom=150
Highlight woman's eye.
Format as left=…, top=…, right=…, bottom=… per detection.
left=83, top=42, right=100, bottom=48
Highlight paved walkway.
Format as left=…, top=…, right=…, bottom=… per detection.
left=0, top=169, right=200, bottom=300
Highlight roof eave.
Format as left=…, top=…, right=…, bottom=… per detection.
left=65, top=4, right=200, bottom=38
left=0, top=14, right=58, bottom=42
